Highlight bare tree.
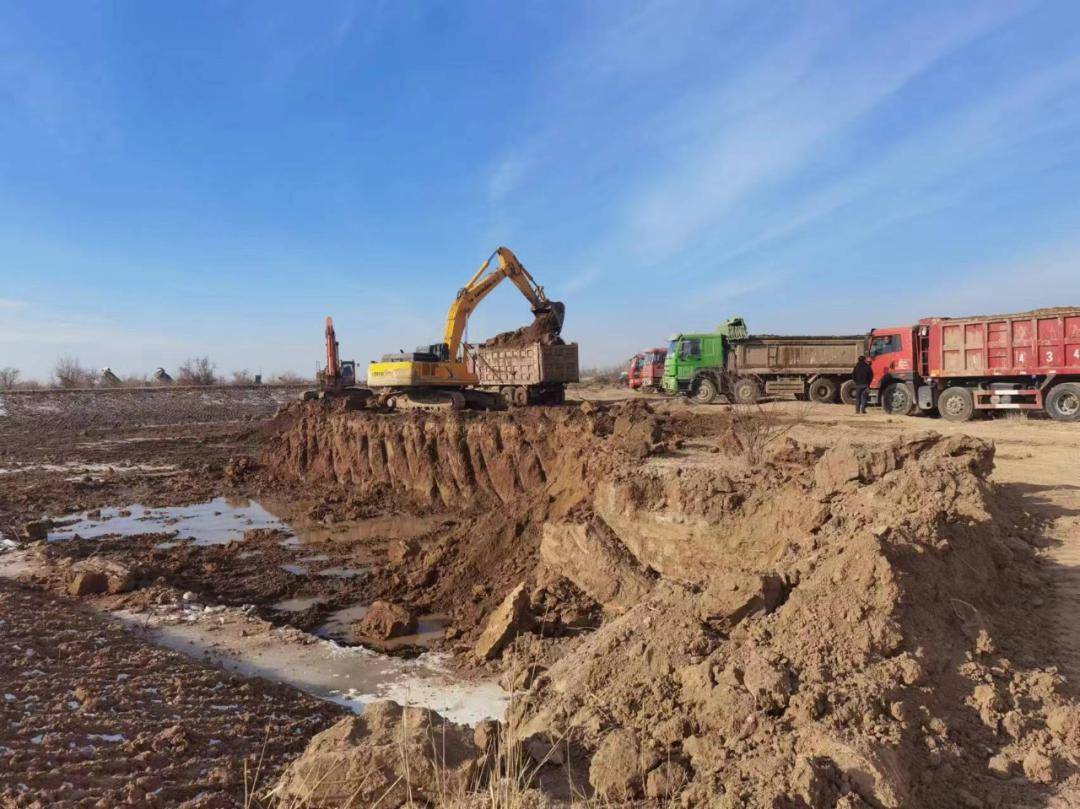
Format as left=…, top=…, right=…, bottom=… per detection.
left=177, top=356, right=217, bottom=386
left=230, top=369, right=255, bottom=385
left=723, top=372, right=816, bottom=466
left=53, top=356, right=93, bottom=389
left=0, top=367, right=19, bottom=389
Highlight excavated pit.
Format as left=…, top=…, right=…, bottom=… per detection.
left=264, top=401, right=1080, bottom=808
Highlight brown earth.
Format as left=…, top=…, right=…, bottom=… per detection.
left=0, top=577, right=342, bottom=809
left=3, top=386, right=1080, bottom=808
left=481, top=309, right=565, bottom=349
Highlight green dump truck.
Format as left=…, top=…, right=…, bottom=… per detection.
left=662, top=318, right=867, bottom=405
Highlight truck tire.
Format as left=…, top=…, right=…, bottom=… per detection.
left=839, top=379, right=857, bottom=406
left=1046, top=383, right=1080, bottom=422
left=732, top=377, right=760, bottom=405
left=692, top=377, right=718, bottom=405
left=512, top=386, right=529, bottom=407
left=937, top=386, right=974, bottom=422
left=809, top=377, right=838, bottom=404
left=882, top=382, right=915, bottom=416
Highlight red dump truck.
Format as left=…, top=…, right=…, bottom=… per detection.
left=627, top=348, right=667, bottom=391
left=868, top=308, right=1080, bottom=421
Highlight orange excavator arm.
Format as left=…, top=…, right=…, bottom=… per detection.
left=325, top=316, right=341, bottom=381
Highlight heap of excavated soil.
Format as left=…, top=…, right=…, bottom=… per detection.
left=481, top=309, right=565, bottom=349
left=266, top=402, right=1080, bottom=807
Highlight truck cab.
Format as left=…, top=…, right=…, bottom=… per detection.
left=661, top=332, right=726, bottom=399
left=866, top=326, right=922, bottom=413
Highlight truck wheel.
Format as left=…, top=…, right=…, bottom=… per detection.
left=1046, top=383, right=1080, bottom=422
left=809, top=377, right=837, bottom=404
left=692, top=377, right=718, bottom=405
left=937, top=386, right=974, bottom=422
left=512, top=386, right=529, bottom=407
left=839, top=379, right=857, bottom=406
left=882, top=383, right=915, bottom=416
left=732, top=377, right=760, bottom=404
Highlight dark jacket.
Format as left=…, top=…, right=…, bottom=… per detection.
left=852, top=360, right=874, bottom=386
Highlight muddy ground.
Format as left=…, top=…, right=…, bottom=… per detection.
left=1, top=385, right=1079, bottom=807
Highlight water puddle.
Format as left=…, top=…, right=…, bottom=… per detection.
left=315, top=605, right=451, bottom=650
left=47, top=497, right=287, bottom=546
left=118, top=607, right=506, bottom=725
left=273, top=596, right=327, bottom=612
left=316, top=566, right=367, bottom=579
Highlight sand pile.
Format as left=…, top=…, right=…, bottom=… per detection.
left=267, top=404, right=1080, bottom=806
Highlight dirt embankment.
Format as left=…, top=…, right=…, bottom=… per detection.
left=261, top=399, right=663, bottom=630
left=265, top=400, right=1080, bottom=807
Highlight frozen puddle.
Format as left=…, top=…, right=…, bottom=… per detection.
left=0, top=462, right=177, bottom=480
left=117, top=606, right=507, bottom=726
left=274, top=596, right=327, bottom=612
left=315, top=605, right=451, bottom=649
left=47, top=497, right=287, bottom=545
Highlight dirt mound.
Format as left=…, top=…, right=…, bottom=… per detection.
left=266, top=404, right=1080, bottom=806
left=272, top=701, right=481, bottom=807
left=481, top=309, right=564, bottom=349
left=507, top=433, right=1080, bottom=806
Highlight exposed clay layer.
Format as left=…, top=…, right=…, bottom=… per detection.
left=264, top=404, right=606, bottom=509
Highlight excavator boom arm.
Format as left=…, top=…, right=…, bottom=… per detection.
left=442, top=247, right=556, bottom=358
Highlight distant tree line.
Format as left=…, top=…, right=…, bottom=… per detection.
left=0, top=357, right=312, bottom=390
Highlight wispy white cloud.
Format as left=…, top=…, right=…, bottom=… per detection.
left=488, top=151, right=533, bottom=203
left=561, top=265, right=602, bottom=294
left=0, top=299, right=27, bottom=310
left=621, top=3, right=1034, bottom=261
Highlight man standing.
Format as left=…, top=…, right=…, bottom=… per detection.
left=852, top=355, right=874, bottom=414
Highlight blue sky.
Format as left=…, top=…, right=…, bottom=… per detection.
left=2, top=0, right=1080, bottom=380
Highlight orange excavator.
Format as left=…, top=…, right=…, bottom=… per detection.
left=303, top=316, right=364, bottom=401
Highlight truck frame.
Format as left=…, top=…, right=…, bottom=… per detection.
left=868, top=308, right=1080, bottom=422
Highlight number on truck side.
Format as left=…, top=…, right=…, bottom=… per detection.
left=1047, top=351, right=1055, bottom=364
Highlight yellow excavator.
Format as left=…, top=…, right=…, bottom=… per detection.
left=367, top=247, right=565, bottom=409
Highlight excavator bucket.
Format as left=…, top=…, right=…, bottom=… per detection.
left=533, top=301, right=566, bottom=334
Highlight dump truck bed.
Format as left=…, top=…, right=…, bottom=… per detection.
left=474, top=343, right=580, bottom=386
left=727, top=335, right=866, bottom=374
left=922, top=308, right=1080, bottom=378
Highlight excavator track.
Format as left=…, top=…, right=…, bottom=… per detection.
left=384, top=388, right=504, bottom=412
